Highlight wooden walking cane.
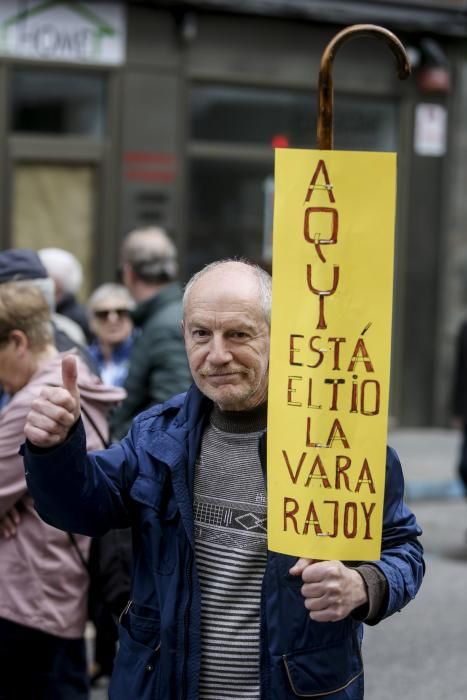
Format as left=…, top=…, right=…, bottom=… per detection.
left=267, top=25, right=410, bottom=562
left=317, top=24, right=411, bottom=150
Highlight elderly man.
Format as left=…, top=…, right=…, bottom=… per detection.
left=22, top=260, right=424, bottom=700
left=110, top=226, right=191, bottom=440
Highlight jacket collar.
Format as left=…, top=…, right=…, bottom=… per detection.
left=143, top=384, right=211, bottom=465
left=143, top=384, right=212, bottom=548
left=130, top=282, right=182, bottom=327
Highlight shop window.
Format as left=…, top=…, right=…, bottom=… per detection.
left=187, top=159, right=271, bottom=276
left=191, top=84, right=397, bottom=150
left=12, top=163, right=94, bottom=298
left=188, top=84, right=398, bottom=275
left=10, top=69, right=106, bottom=136
left=334, top=95, right=398, bottom=152
left=191, top=84, right=314, bottom=147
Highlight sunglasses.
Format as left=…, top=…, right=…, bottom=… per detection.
left=93, top=308, right=130, bottom=321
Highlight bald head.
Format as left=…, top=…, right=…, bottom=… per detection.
left=183, top=260, right=272, bottom=325
left=121, top=227, right=178, bottom=284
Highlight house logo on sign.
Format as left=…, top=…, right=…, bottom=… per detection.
left=0, top=0, right=126, bottom=65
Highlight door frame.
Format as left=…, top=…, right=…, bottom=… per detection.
left=0, top=62, right=122, bottom=287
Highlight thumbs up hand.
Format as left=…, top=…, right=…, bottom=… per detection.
left=61, top=354, right=81, bottom=415
left=24, top=355, right=82, bottom=448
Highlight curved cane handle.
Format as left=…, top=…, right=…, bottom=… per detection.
left=317, top=24, right=411, bottom=150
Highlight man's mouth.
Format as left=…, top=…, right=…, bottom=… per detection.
left=207, top=372, right=236, bottom=376
left=200, top=367, right=242, bottom=377
left=202, top=371, right=241, bottom=384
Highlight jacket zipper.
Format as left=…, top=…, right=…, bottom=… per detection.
left=259, top=431, right=269, bottom=700
left=118, top=598, right=132, bottom=624
left=259, top=554, right=270, bottom=699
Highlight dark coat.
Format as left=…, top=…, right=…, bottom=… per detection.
left=110, top=283, right=191, bottom=439
left=57, top=292, right=93, bottom=343
left=452, top=319, right=467, bottom=422
left=24, top=385, right=424, bottom=700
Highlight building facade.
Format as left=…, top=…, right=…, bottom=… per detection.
left=0, top=0, right=465, bottom=427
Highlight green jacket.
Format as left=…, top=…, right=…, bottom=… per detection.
left=110, top=283, right=191, bottom=439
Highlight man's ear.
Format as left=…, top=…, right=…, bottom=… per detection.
left=121, top=261, right=134, bottom=288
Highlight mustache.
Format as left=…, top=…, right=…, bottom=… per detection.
left=199, top=367, right=245, bottom=377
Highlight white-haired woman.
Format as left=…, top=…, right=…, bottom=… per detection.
left=87, top=283, right=136, bottom=388
left=39, top=247, right=92, bottom=342
left=86, top=284, right=136, bottom=684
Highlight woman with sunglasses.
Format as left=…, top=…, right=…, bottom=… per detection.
left=86, top=282, right=136, bottom=687
left=87, top=283, right=136, bottom=389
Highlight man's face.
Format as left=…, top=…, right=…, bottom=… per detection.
left=183, top=265, right=270, bottom=411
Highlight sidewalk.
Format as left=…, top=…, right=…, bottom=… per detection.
left=388, top=427, right=464, bottom=500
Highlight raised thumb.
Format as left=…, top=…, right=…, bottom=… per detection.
left=61, top=354, right=79, bottom=398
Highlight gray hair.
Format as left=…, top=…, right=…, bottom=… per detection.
left=121, top=227, right=178, bottom=283
left=183, top=259, right=272, bottom=324
left=13, top=277, right=56, bottom=312
left=87, top=283, right=135, bottom=313
left=38, top=248, right=83, bottom=296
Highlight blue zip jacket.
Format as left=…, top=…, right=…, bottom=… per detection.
left=23, top=384, right=424, bottom=700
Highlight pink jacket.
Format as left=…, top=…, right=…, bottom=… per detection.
left=0, top=352, right=125, bottom=639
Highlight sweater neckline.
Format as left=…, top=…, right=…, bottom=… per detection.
left=210, top=402, right=267, bottom=434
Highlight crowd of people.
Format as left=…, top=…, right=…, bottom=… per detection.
left=0, top=228, right=191, bottom=699
left=0, top=230, right=425, bottom=700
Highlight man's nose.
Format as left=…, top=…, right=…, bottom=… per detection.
left=207, top=335, right=232, bottom=364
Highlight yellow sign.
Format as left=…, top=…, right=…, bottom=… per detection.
left=267, top=148, right=396, bottom=561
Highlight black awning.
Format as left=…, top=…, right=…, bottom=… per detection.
left=143, top=0, right=467, bottom=37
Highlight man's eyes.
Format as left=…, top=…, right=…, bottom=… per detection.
left=192, top=329, right=210, bottom=338
left=191, top=329, right=250, bottom=340
left=230, top=331, right=249, bottom=339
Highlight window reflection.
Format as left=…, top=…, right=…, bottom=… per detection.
left=335, top=95, right=398, bottom=151
left=11, top=69, right=106, bottom=136
left=191, top=84, right=314, bottom=147
left=191, top=84, right=397, bottom=151
left=187, top=159, right=272, bottom=277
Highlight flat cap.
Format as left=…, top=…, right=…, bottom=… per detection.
left=0, top=249, right=48, bottom=284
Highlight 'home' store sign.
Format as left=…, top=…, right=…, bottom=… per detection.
left=0, top=1, right=126, bottom=65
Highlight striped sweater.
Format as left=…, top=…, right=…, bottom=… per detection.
left=193, top=403, right=267, bottom=699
